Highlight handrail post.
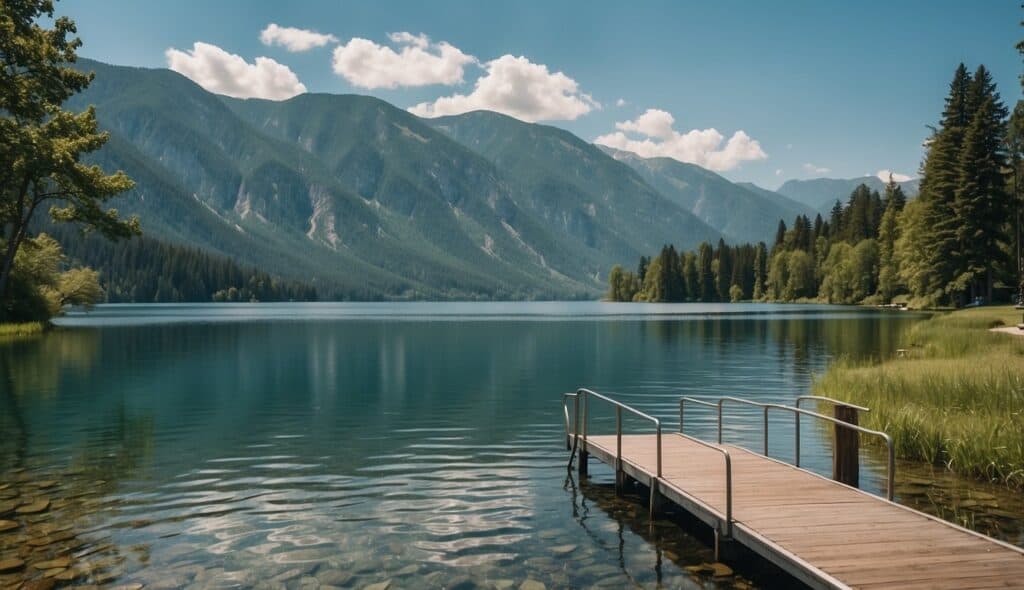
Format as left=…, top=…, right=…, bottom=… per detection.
left=679, top=399, right=684, bottom=433
left=656, top=421, right=662, bottom=477
left=795, top=412, right=801, bottom=467
left=579, top=390, right=589, bottom=477
left=763, top=406, right=769, bottom=456
left=615, top=405, right=623, bottom=494
left=716, top=400, right=723, bottom=444
left=886, top=435, right=895, bottom=501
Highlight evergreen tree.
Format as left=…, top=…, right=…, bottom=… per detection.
left=752, top=242, right=767, bottom=300
left=715, top=238, right=732, bottom=301
left=772, top=220, right=787, bottom=253
left=698, top=241, right=716, bottom=301
left=682, top=252, right=699, bottom=302
left=952, top=65, right=1009, bottom=301
left=909, top=63, right=973, bottom=304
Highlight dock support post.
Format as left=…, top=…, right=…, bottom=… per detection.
left=648, top=478, right=662, bottom=518
left=714, top=531, right=737, bottom=562
left=833, top=404, right=859, bottom=488
left=578, top=448, right=588, bottom=477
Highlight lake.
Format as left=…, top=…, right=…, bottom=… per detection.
left=1, top=302, right=925, bottom=589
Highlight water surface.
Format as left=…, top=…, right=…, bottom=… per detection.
left=1, top=303, right=931, bottom=588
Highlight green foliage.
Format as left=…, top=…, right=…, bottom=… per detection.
left=728, top=283, right=744, bottom=303
left=49, top=226, right=317, bottom=303
left=0, top=0, right=137, bottom=318
left=4, top=233, right=102, bottom=320
left=814, top=307, right=1024, bottom=488
left=0, top=321, right=47, bottom=338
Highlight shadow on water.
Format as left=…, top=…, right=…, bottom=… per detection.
left=563, top=470, right=803, bottom=589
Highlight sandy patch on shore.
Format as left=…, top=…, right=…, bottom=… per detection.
left=990, top=325, right=1024, bottom=336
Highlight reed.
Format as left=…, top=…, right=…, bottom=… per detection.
left=0, top=321, right=49, bottom=338
left=814, top=306, right=1024, bottom=488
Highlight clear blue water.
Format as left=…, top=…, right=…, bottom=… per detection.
left=0, top=302, right=924, bottom=589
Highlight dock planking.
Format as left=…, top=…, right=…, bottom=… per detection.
left=576, top=426, right=1024, bottom=589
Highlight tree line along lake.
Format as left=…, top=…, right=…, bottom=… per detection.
left=2, top=302, right=1021, bottom=589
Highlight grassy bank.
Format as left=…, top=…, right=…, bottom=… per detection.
left=814, top=306, right=1024, bottom=489
left=0, top=321, right=49, bottom=338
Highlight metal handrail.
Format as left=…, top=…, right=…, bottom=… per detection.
left=678, top=396, right=716, bottom=434
left=577, top=388, right=662, bottom=477
left=795, top=395, right=870, bottom=413
left=681, top=395, right=896, bottom=501
left=562, top=392, right=578, bottom=449
left=674, top=432, right=733, bottom=538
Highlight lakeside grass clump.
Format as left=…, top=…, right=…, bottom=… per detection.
left=0, top=321, right=49, bottom=338
left=814, top=306, right=1024, bottom=489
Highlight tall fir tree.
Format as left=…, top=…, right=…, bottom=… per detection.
left=698, top=241, right=716, bottom=301
left=952, top=65, right=1009, bottom=301
left=906, top=63, right=973, bottom=304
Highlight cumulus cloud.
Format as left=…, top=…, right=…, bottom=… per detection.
left=331, top=32, right=475, bottom=89
left=803, top=162, right=831, bottom=175
left=260, top=24, right=338, bottom=52
left=593, top=108, right=766, bottom=171
left=876, top=169, right=913, bottom=183
left=409, top=55, right=599, bottom=122
left=166, top=42, right=306, bottom=100
left=615, top=98, right=627, bottom=107
left=775, top=169, right=783, bottom=176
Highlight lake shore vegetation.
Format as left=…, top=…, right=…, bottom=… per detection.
left=813, top=306, right=1024, bottom=489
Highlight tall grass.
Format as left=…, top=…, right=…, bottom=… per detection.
left=814, top=306, right=1024, bottom=488
left=0, top=321, right=48, bottom=338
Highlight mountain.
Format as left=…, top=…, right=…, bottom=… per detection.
left=777, top=176, right=920, bottom=213
left=597, top=147, right=816, bottom=243
left=420, top=110, right=721, bottom=259
left=65, top=59, right=723, bottom=299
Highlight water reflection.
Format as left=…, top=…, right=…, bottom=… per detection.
left=0, top=304, right=937, bottom=588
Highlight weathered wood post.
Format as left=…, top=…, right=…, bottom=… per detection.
left=833, top=404, right=859, bottom=487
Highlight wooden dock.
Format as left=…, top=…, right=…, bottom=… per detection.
left=564, top=390, right=1024, bottom=590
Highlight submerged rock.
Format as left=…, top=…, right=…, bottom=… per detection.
left=0, top=558, right=25, bottom=572
left=16, top=498, right=50, bottom=514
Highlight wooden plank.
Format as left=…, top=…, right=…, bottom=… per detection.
left=574, top=431, right=1024, bottom=589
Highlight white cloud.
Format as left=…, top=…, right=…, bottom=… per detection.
left=775, top=169, right=783, bottom=176
left=166, top=42, right=306, bottom=100
left=409, top=54, right=598, bottom=122
left=803, top=162, right=831, bottom=175
left=593, top=108, right=766, bottom=171
left=331, top=32, right=475, bottom=89
left=615, top=98, right=627, bottom=107
left=260, top=24, right=338, bottom=52
left=876, top=169, right=913, bottom=183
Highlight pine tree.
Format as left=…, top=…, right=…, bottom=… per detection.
left=698, top=242, right=716, bottom=301
left=682, top=252, right=699, bottom=302
left=905, top=63, right=973, bottom=304
left=772, top=220, right=787, bottom=253
left=715, top=238, right=732, bottom=301
left=752, top=242, right=767, bottom=300
left=952, top=65, right=1009, bottom=301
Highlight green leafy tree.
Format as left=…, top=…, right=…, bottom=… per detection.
left=607, top=265, right=625, bottom=301
left=0, top=0, right=138, bottom=320
left=6, top=233, right=102, bottom=319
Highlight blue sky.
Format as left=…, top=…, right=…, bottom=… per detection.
left=60, top=0, right=1022, bottom=189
